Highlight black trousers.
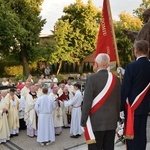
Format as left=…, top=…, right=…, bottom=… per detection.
left=19, top=118, right=26, bottom=130
left=88, top=130, right=115, bottom=150
left=126, top=114, right=148, bottom=150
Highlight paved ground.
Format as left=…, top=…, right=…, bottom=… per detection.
left=0, top=117, right=150, bottom=150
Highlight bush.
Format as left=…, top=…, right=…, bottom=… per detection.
left=4, top=66, right=23, bottom=76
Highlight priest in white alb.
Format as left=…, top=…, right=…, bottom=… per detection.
left=49, top=86, right=63, bottom=135
left=21, top=81, right=31, bottom=100
left=25, top=85, right=38, bottom=137
left=0, top=94, right=10, bottom=143
left=5, top=88, right=20, bottom=136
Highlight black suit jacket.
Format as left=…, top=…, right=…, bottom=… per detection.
left=121, top=57, right=150, bottom=115
left=81, top=70, right=121, bottom=131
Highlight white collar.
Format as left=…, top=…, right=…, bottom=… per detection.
left=136, top=56, right=147, bottom=61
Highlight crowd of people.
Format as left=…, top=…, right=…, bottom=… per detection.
left=0, top=72, right=90, bottom=146
left=0, top=40, right=150, bottom=150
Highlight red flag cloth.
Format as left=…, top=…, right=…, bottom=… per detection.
left=125, top=102, right=134, bottom=139
left=95, top=0, right=116, bottom=62
left=125, top=83, right=150, bottom=139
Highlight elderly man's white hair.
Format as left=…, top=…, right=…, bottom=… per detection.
left=95, top=53, right=110, bottom=66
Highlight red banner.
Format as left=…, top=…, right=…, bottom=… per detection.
left=95, top=0, right=116, bottom=62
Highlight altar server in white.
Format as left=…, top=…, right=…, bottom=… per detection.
left=64, top=83, right=83, bottom=138
left=35, top=87, right=57, bottom=146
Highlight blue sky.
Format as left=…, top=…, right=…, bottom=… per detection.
left=40, top=0, right=142, bottom=34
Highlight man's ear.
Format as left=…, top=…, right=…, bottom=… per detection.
left=134, top=49, right=137, bottom=58
left=107, top=63, right=110, bottom=69
left=93, top=62, right=98, bottom=73
left=94, top=62, right=98, bottom=68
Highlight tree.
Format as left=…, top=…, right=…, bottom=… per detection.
left=0, top=0, right=20, bottom=53
left=114, top=12, right=142, bottom=67
left=0, top=0, right=45, bottom=77
left=52, top=20, right=77, bottom=74
left=133, top=0, right=150, bottom=19
left=54, top=0, right=101, bottom=73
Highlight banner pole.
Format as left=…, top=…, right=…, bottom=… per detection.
left=106, top=0, right=121, bottom=67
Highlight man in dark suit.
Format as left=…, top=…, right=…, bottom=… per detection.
left=121, top=40, right=150, bottom=150
left=81, top=53, right=121, bottom=150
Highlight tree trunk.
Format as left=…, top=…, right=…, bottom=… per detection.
left=56, top=60, right=62, bottom=75
left=78, top=59, right=84, bottom=74
left=20, top=47, right=30, bottom=77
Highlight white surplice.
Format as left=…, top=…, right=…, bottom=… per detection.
left=18, top=95, right=26, bottom=130
left=49, top=92, right=63, bottom=134
left=21, top=86, right=30, bottom=100
left=37, top=88, right=43, bottom=97
left=35, top=94, right=57, bottom=143
left=64, top=90, right=83, bottom=136
left=19, top=95, right=25, bottom=119
left=25, top=93, right=37, bottom=137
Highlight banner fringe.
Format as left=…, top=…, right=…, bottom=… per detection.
left=86, top=139, right=96, bottom=144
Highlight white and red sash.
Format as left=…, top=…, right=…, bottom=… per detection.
left=125, top=83, right=150, bottom=139
left=84, top=72, right=116, bottom=144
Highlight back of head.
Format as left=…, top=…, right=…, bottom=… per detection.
left=134, top=40, right=149, bottom=56
left=42, top=87, right=48, bottom=94
left=95, top=53, right=110, bottom=68
left=73, top=83, right=81, bottom=90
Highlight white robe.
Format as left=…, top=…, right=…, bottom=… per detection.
left=19, top=95, right=25, bottom=119
left=49, top=93, right=63, bottom=128
left=64, top=90, right=83, bottom=135
left=21, top=86, right=30, bottom=100
left=0, top=99, right=10, bottom=143
left=37, top=88, right=43, bottom=97
left=60, top=92, right=73, bottom=126
left=35, top=94, right=57, bottom=143
left=65, top=84, right=75, bottom=94
left=5, top=94, right=20, bottom=135
left=25, top=93, right=37, bottom=136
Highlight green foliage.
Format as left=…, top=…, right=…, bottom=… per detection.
left=11, top=0, right=46, bottom=61
left=4, top=66, right=23, bottom=76
left=36, top=40, right=57, bottom=62
left=0, top=0, right=46, bottom=76
left=0, top=0, right=20, bottom=51
left=117, top=12, right=142, bottom=31
left=114, top=12, right=142, bottom=67
left=53, top=0, right=101, bottom=66
left=53, top=20, right=76, bottom=64
left=14, top=74, right=26, bottom=82
left=133, top=0, right=150, bottom=20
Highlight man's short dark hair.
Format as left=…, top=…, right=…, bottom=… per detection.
left=10, top=88, right=16, bottom=92
left=134, top=40, right=149, bottom=55
left=73, top=83, right=81, bottom=90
